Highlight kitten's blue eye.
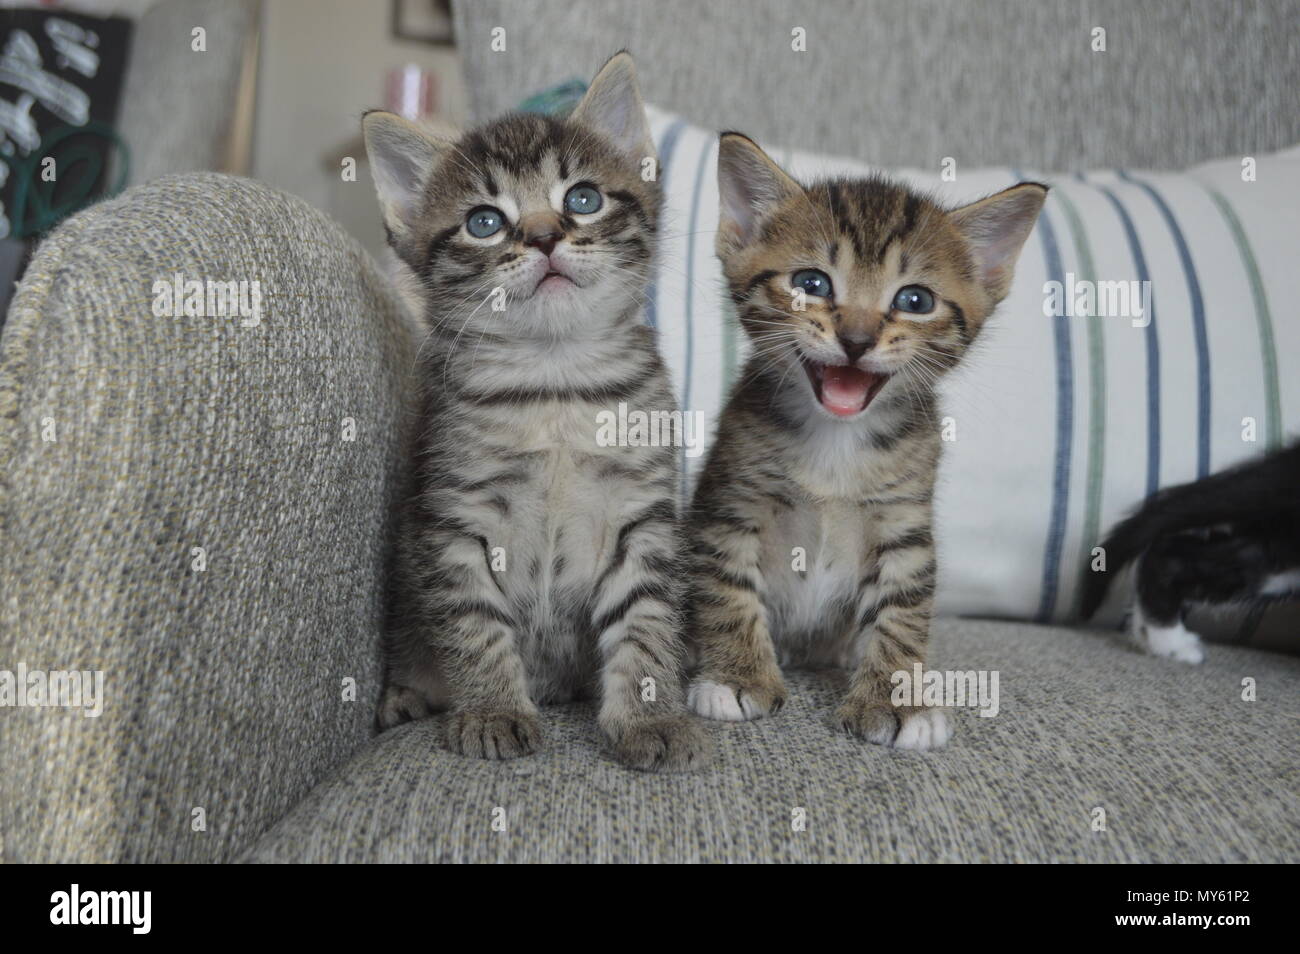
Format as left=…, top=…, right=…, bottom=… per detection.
left=564, top=184, right=603, bottom=215
left=466, top=206, right=504, bottom=238
left=792, top=269, right=833, bottom=298
left=893, top=285, right=935, bottom=314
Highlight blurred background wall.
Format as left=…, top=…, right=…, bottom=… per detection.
left=1, top=0, right=469, bottom=271
left=253, top=0, right=467, bottom=258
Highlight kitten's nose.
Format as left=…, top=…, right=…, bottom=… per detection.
left=838, top=333, right=876, bottom=363
left=524, top=229, right=562, bottom=256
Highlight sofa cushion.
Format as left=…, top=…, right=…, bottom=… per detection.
left=243, top=620, right=1300, bottom=863
left=0, top=172, right=418, bottom=862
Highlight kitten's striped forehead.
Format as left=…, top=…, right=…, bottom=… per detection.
left=407, top=108, right=662, bottom=318
left=433, top=113, right=639, bottom=202
left=722, top=170, right=991, bottom=365
left=803, top=178, right=960, bottom=276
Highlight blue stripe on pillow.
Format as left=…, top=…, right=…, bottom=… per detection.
left=1085, top=175, right=1162, bottom=498
left=1050, top=183, right=1108, bottom=620
left=1019, top=169, right=1074, bottom=623
left=1119, top=171, right=1211, bottom=478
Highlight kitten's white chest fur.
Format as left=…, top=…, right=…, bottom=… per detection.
left=495, top=454, right=608, bottom=589
left=761, top=498, right=875, bottom=668
left=484, top=401, right=668, bottom=603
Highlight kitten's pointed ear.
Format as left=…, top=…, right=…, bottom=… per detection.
left=950, top=182, right=1049, bottom=302
left=716, top=132, right=802, bottom=249
left=570, top=51, right=655, bottom=163
left=362, top=110, right=453, bottom=241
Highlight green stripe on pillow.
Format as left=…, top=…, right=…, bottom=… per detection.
left=1204, top=187, right=1283, bottom=450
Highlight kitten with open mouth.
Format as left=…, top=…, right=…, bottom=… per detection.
left=686, top=133, right=1046, bottom=750
left=800, top=358, right=890, bottom=417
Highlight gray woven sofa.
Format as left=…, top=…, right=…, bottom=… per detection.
left=0, top=186, right=1294, bottom=855
left=2, top=0, right=1299, bottom=863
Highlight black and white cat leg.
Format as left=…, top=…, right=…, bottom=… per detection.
left=1127, top=602, right=1205, bottom=664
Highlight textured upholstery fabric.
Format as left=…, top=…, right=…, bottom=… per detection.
left=244, top=620, right=1300, bottom=863
left=453, top=0, right=1300, bottom=170
left=0, top=173, right=418, bottom=862
left=115, top=0, right=261, bottom=185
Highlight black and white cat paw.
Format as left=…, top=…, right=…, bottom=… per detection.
left=609, top=714, right=712, bottom=772
left=687, top=674, right=787, bottom=721
left=835, top=700, right=951, bottom=751
left=445, top=709, right=543, bottom=760
left=1130, top=608, right=1205, bottom=664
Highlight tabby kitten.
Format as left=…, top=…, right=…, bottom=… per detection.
left=365, top=53, right=708, bottom=771
left=687, top=134, right=1046, bottom=750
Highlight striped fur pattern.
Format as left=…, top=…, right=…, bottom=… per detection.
left=364, top=54, right=708, bottom=771
left=687, top=134, right=1046, bottom=750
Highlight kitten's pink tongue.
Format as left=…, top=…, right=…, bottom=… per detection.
left=821, top=365, right=874, bottom=416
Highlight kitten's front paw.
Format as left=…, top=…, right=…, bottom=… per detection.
left=687, top=673, right=787, bottom=722
left=609, top=715, right=712, bottom=772
left=835, top=699, right=950, bottom=751
left=445, top=709, right=542, bottom=760
left=377, top=684, right=432, bottom=730
left=1131, top=613, right=1205, bottom=664
left=893, top=708, right=951, bottom=751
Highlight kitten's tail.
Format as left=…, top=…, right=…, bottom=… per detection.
left=1078, top=501, right=1166, bottom=619
left=1079, top=443, right=1300, bottom=619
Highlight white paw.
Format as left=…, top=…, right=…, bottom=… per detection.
left=688, top=680, right=754, bottom=722
left=893, top=708, right=951, bottom=751
left=1130, top=605, right=1205, bottom=664
left=1145, top=622, right=1205, bottom=664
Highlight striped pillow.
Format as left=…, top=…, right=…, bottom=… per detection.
left=641, top=105, right=1299, bottom=643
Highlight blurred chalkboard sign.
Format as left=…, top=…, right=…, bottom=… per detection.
left=0, top=9, right=132, bottom=242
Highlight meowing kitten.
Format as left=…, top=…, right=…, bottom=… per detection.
left=1080, top=442, right=1300, bottom=664
left=364, top=53, right=709, bottom=771
left=687, top=134, right=1046, bottom=750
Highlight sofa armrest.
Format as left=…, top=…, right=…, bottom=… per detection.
left=0, top=173, right=418, bottom=862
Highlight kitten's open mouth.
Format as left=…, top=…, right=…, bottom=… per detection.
left=535, top=270, right=576, bottom=293
left=801, top=359, right=889, bottom=417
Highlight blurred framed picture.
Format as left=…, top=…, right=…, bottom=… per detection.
left=391, top=0, right=455, bottom=46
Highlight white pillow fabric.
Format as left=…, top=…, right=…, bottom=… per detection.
left=641, top=105, right=1300, bottom=629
